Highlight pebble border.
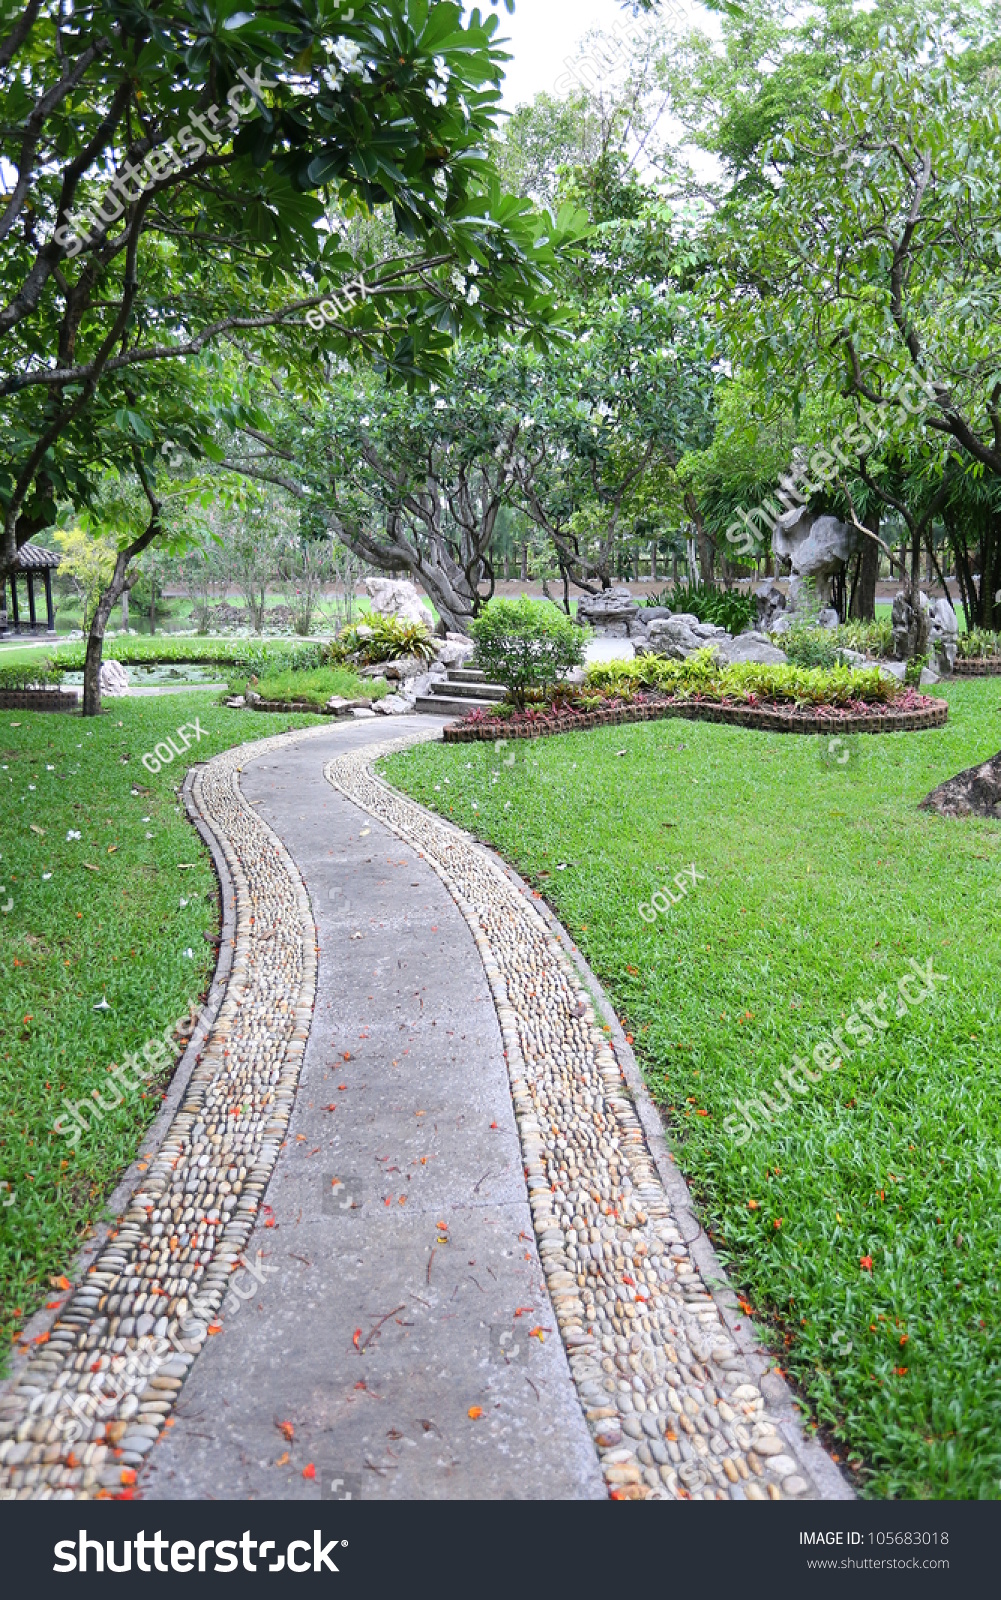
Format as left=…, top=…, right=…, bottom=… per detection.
left=441, top=696, right=949, bottom=743
left=0, top=725, right=330, bottom=1499
left=326, top=736, right=852, bottom=1503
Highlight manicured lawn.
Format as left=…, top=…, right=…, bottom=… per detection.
left=382, top=678, right=1001, bottom=1499
left=0, top=694, right=323, bottom=1369
left=254, top=664, right=388, bottom=706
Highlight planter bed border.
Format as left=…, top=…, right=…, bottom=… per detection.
left=0, top=687, right=79, bottom=713
left=953, top=658, right=1001, bottom=677
left=442, top=695, right=949, bottom=743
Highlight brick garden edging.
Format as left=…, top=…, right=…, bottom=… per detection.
left=0, top=688, right=78, bottom=713
left=442, top=696, right=949, bottom=743
left=953, top=659, right=1001, bottom=677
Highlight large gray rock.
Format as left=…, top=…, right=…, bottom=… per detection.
left=363, top=577, right=434, bottom=631
left=927, top=596, right=958, bottom=672
left=434, top=635, right=476, bottom=668
left=644, top=613, right=728, bottom=660
left=773, top=509, right=859, bottom=613
left=99, top=659, right=130, bottom=697
left=576, top=586, right=639, bottom=631
left=382, top=654, right=429, bottom=681
left=374, top=693, right=415, bottom=716
left=713, top=632, right=788, bottom=666
left=755, top=583, right=787, bottom=632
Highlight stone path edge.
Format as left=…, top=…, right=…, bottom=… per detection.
left=350, top=733, right=854, bottom=1502
left=0, top=758, right=243, bottom=1387
left=0, top=724, right=332, bottom=1495
left=492, top=851, right=854, bottom=1504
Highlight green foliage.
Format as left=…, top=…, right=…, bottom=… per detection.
left=254, top=666, right=388, bottom=707
left=833, top=618, right=895, bottom=658
left=779, top=624, right=855, bottom=671
left=331, top=615, right=436, bottom=666
left=957, top=628, right=1001, bottom=660
left=470, top=598, right=587, bottom=708
left=647, top=581, right=756, bottom=634
left=0, top=662, right=62, bottom=692
left=51, top=636, right=326, bottom=675
left=586, top=649, right=900, bottom=707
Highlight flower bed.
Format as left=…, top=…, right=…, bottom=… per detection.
left=442, top=687, right=947, bottom=743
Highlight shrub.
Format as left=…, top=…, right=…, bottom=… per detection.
left=585, top=649, right=900, bottom=707
left=832, top=618, right=894, bottom=658
left=254, top=666, right=389, bottom=706
left=0, top=661, right=62, bottom=691
left=470, top=598, right=587, bottom=709
left=645, top=581, right=756, bottom=635
left=331, top=614, right=435, bottom=666
left=779, top=624, right=855, bottom=671
left=957, top=627, right=1001, bottom=660
left=51, top=637, right=327, bottom=675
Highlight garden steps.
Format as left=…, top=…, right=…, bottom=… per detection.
left=414, top=662, right=506, bottom=717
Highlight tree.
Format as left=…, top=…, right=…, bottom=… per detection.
left=1, top=0, right=590, bottom=707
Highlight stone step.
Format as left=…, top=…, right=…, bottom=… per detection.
left=432, top=678, right=506, bottom=702
left=447, top=666, right=487, bottom=684
left=414, top=694, right=501, bottom=718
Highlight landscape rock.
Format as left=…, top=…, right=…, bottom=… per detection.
left=435, top=636, right=476, bottom=668
left=645, top=613, right=729, bottom=660
left=754, top=583, right=787, bottom=632
left=373, top=694, right=414, bottom=716
left=773, top=509, right=859, bottom=613
left=921, top=750, right=1001, bottom=818
left=576, top=586, right=640, bottom=632
left=351, top=706, right=378, bottom=719
left=817, top=607, right=840, bottom=630
left=383, top=655, right=429, bottom=681
left=927, top=596, right=959, bottom=672
left=99, top=659, right=130, bottom=697
left=363, top=577, right=434, bottom=631
left=713, top=631, right=788, bottom=666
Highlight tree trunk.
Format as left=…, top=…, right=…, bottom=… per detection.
left=850, top=506, right=880, bottom=620
left=520, top=543, right=528, bottom=582
left=121, top=588, right=129, bottom=630
left=149, top=585, right=156, bottom=635
left=82, top=474, right=163, bottom=716
left=650, top=541, right=658, bottom=582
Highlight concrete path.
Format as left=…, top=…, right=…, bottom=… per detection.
left=143, top=718, right=603, bottom=1500
left=0, top=717, right=847, bottom=1503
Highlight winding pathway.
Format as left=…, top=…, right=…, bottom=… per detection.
left=0, top=720, right=849, bottom=1502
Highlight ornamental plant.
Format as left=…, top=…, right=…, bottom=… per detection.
left=469, top=597, right=587, bottom=709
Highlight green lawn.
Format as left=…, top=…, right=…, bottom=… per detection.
left=381, top=678, right=1001, bottom=1500
left=254, top=664, right=389, bottom=706
left=0, top=694, right=324, bottom=1368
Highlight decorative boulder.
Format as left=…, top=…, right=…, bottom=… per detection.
left=773, top=509, right=859, bottom=613
left=363, top=577, right=434, bottom=631
left=755, top=583, right=787, bottom=632
left=434, top=634, right=476, bottom=668
left=712, top=632, right=788, bottom=666
left=99, top=659, right=130, bottom=697
left=920, top=750, right=1001, bottom=818
left=374, top=693, right=415, bottom=716
left=576, top=586, right=640, bottom=633
left=817, top=608, right=840, bottom=630
left=644, top=613, right=728, bottom=660
left=927, top=596, right=958, bottom=672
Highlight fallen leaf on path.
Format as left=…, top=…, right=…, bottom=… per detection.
left=467, top=1406, right=483, bottom=1420
left=352, top=1328, right=362, bottom=1350
left=302, top=1463, right=316, bottom=1480
left=277, top=1420, right=294, bottom=1442
left=276, top=1451, right=290, bottom=1467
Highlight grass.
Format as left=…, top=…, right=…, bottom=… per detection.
left=381, top=677, right=1001, bottom=1499
left=0, top=694, right=324, bottom=1370
left=253, top=665, right=389, bottom=706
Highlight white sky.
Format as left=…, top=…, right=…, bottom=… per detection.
left=489, top=0, right=707, bottom=109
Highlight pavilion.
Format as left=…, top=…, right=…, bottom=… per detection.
left=0, top=543, right=60, bottom=636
